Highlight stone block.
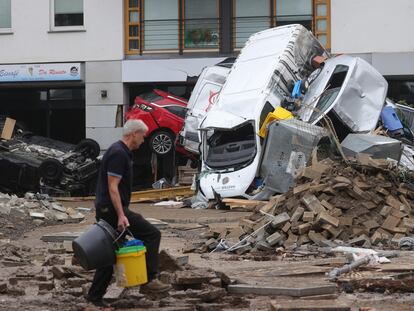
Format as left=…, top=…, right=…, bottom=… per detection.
left=302, top=195, right=325, bottom=214
left=316, top=212, right=339, bottom=227
left=270, top=212, right=291, bottom=228
left=266, top=232, right=284, bottom=246
left=298, top=223, right=311, bottom=235
left=303, top=212, right=314, bottom=222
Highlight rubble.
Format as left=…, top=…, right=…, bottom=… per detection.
left=0, top=239, right=243, bottom=311
left=188, top=154, right=414, bottom=254
left=0, top=192, right=87, bottom=239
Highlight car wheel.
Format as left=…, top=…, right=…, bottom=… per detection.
left=75, top=138, right=101, bottom=158
left=149, top=130, right=174, bottom=156
left=39, top=158, right=64, bottom=182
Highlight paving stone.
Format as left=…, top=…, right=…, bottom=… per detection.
left=174, top=270, right=217, bottom=286
left=291, top=207, right=305, bottom=223
left=302, top=195, right=326, bottom=214
left=0, top=282, right=7, bottom=293
left=196, top=303, right=227, bottom=311
left=316, top=212, right=339, bottom=227
left=266, top=232, right=284, bottom=246
left=270, top=212, right=291, bottom=228
left=66, top=277, right=88, bottom=287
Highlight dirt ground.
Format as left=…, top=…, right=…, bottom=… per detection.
left=1, top=201, right=414, bottom=311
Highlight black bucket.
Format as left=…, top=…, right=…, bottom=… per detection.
left=72, top=220, right=119, bottom=270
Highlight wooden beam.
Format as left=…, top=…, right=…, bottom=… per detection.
left=56, top=186, right=194, bottom=203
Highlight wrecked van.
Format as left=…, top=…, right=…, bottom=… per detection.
left=179, top=59, right=234, bottom=154
left=198, top=24, right=328, bottom=199
left=297, top=54, right=388, bottom=139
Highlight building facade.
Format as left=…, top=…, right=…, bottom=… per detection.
left=0, top=0, right=412, bottom=150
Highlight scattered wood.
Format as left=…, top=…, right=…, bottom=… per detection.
left=56, top=186, right=194, bottom=203
left=270, top=300, right=350, bottom=311
left=227, top=284, right=336, bottom=297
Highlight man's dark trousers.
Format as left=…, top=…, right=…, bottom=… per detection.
left=88, top=207, right=161, bottom=299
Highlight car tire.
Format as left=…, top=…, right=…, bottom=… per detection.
left=75, top=138, right=101, bottom=159
left=39, top=158, right=64, bottom=182
left=149, top=130, right=174, bottom=156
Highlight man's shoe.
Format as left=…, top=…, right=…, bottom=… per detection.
left=85, top=295, right=111, bottom=307
left=140, top=279, right=171, bottom=293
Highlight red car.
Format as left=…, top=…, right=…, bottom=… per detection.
left=125, top=89, right=188, bottom=156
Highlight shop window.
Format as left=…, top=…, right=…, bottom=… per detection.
left=53, top=0, right=84, bottom=28
left=184, top=0, right=219, bottom=49
left=0, top=0, right=11, bottom=30
left=234, top=0, right=270, bottom=48
left=143, top=0, right=179, bottom=50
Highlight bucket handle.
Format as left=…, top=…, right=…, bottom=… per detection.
left=113, top=227, right=136, bottom=245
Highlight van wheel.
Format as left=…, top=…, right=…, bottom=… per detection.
left=39, top=158, right=64, bottom=182
left=149, top=130, right=174, bottom=156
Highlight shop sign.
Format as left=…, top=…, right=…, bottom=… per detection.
left=0, top=63, right=81, bottom=82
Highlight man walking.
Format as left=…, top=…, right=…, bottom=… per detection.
left=86, top=119, right=170, bottom=306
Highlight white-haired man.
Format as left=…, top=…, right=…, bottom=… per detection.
left=86, top=119, right=170, bottom=306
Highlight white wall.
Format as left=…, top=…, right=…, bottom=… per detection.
left=85, top=61, right=124, bottom=150
left=0, top=0, right=123, bottom=63
left=331, top=0, right=414, bottom=54
left=123, top=58, right=226, bottom=82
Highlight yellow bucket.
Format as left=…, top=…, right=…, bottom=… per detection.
left=114, top=246, right=147, bottom=287
left=259, top=107, right=293, bottom=138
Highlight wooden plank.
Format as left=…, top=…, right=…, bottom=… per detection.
left=1, top=117, right=16, bottom=140
left=270, top=300, right=350, bottom=311
left=227, top=284, right=336, bottom=297
left=222, top=198, right=266, bottom=206
left=377, top=264, right=414, bottom=272
left=56, top=186, right=194, bottom=202
left=130, top=186, right=194, bottom=203
left=270, top=301, right=349, bottom=311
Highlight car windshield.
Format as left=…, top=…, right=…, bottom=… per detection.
left=309, top=87, right=341, bottom=123
left=308, top=65, right=349, bottom=123
left=205, top=123, right=256, bottom=169
left=163, top=106, right=187, bottom=119
left=139, top=91, right=163, bottom=103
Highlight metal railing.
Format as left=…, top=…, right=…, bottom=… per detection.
left=141, top=18, right=220, bottom=52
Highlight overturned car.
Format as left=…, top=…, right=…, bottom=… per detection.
left=0, top=133, right=100, bottom=196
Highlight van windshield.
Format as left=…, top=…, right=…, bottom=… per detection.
left=205, top=123, right=256, bottom=169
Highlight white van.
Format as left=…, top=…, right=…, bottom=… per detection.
left=198, top=24, right=328, bottom=199
left=179, top=59, right=233, bottom=154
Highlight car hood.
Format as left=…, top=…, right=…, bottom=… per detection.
left=200, top=110, right=247, bottom=130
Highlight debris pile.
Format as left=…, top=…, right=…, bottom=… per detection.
left=0, top=192, right=86, bottom=240
left=195, top=155, right=414, bottom=254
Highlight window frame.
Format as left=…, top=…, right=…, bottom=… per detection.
left=232, top=0, right=330, bottom=51
left=0, top=0, right=12, bottom=34
left=124, top=0, right=142, bottom=54
left=182, top=0, right=220, bottom=52
left=125, top=0, right=220, bottom=54
left=313, top=0, right=331, bottom=50
left=49, top=0, right=85, bottom=33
